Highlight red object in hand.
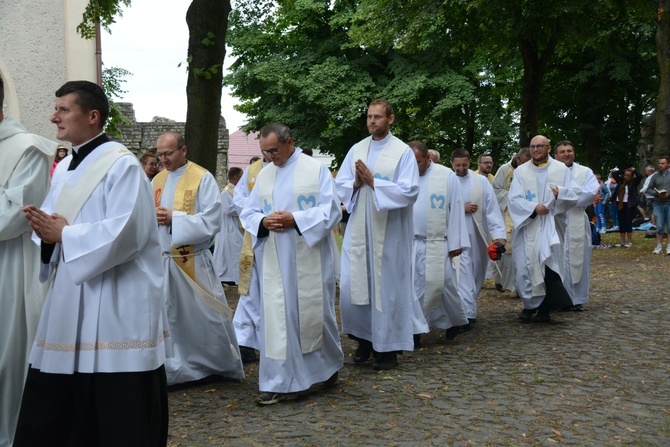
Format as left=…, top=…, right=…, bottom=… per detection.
left=487, top=242, right=506, bottom=261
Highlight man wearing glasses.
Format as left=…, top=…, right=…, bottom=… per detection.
left=508, top=135, right=580, bottom=323
left=153, top=131, right=244, bottom=385
left=476, top=154, right=495, bottom=184
left=240, top=123, right=343, bottom=404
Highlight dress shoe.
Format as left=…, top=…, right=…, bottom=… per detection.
left=239, top=346, right=258, bottom=363
left=445, top=327, right=460, bottom=340
left=353, top=340, right=373, bottom=363
left=372, top=352, right=398, bottom=370
left=519, top=309, right=535, bottom=323
left=532, top=311, right=551, bottom=323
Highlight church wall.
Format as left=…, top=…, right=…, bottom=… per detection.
left=0, top=0, right=95, bottom=139
left=112, top=102, right=230, bottom=189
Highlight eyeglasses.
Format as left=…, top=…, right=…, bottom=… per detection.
left=261, top=141, right=287, bottom=156
left=529, top=144, right=548, bottom=150
left=156, top=147, right=181, bottom=159
left=480, top=161, right=493, bottom=165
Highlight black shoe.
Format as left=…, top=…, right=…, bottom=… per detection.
left=519, top=309, right=535, bottom=323
left=495, top=282, right=504, bottom=292
left=445, top=326, right=460, bottom=340
left=457, top=323, right=472, bottom=333
left=572, top=304, right=584, bottom=312
left=372, top=352, right=398, bottom=370
left=413, top=334, right=422, bottom=349
left=239, top=346, right=258, bottom=364
left=468, top=318, right=477, bottom=324
left=532, top=311, right=551, bottom=323
left=323, top=371, right=338, bottom=388
left=353, top=340, right=373, bottom=363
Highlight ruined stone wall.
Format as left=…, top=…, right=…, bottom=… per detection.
left=111, top=102, right=230, bottom=188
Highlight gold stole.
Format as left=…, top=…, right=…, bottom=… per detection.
left=238, top=159, right=265, bottom=294
left=153, top=162, right=207, bottom=280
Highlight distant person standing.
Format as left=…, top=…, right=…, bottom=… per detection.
left=50, top=144, right=68, bottom=177
left=611, top=167, right=641, bottom=248
left=648, top=156, right=670, bottom=254
left=214, top=167, right=244, bottom=285
left=0, top=76, right=55, bottom=447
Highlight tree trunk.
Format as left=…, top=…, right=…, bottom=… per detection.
left=517, top=31, right=561, bottom=147
left=185, top=0, right=231, bottom=174
left=654, top=1, right=670, bottom=157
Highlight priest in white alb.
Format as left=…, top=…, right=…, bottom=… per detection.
left=450, top=149, right=506, bottom=325
left=153, top=131, right=244, bottom=385
left=240, top=123, right=343, bottom=405
left=213, top=166, right=244, bottom=285
left=231, top=155, right=269, bottom=364
left=17, top=81, right=169, bottom=446
left=409, top=141, right=470, bottom=344
left=336, top=99, right=419, bottom=370
left=554, top=141, right=598, bottom=310
left=0, top=77, right=54, bottom=447
left=508, top=135, right=580, bottom=323
left=491, top=147, right=531, bottom=293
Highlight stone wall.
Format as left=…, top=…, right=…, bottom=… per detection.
left=111, top=102, right=230, bottom=188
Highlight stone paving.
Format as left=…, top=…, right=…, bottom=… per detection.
left=167, top=234, right=670, bottom=446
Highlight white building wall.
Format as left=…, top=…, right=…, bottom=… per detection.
left=0, top=0, right=96, bottom=139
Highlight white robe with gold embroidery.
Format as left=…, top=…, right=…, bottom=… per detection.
left=29, top=145, right=168, bottom=376
left=241, top=150, right=343, bottom=393
left=156, top=164, right=244, bottom=385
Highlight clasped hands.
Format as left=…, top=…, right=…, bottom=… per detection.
left=534, top=185, right=559, bottom=215
left=23, top=205, right=67, bottom=244
left=354, top=160, right=374, bottom=188
left=263, top=211, right=295, bottom=232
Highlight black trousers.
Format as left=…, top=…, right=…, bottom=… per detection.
left=14, top=365, right=168, bottom=447
left=537, top=267, right=573, bottom=312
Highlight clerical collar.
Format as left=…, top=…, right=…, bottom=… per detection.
left=68, top=133, right=109, bottom=171
left=371, top=132, right=391, bottom=147
left=532, top=158, right=549, bottom=168
left=168, top=162, right=189, bottom=177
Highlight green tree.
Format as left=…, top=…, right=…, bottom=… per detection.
left=83, top=0, right=230, bottom=174
left=102, top=65, right=132, bottom=137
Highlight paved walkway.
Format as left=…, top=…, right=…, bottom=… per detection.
left=168, top=234, right=669, bottom=446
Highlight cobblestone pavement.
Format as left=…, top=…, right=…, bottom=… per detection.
left=167, top=234, right=669, bottom=446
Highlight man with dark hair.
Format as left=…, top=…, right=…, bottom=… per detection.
left=241, top=122, right=343, bottom=404
left=648, top=155, right=670, bottom=254
left=409, top=141, right=469, bottom=343
left=554, top=140, right=598, bottom=310
left=17, top=80, right=169, bottom=446
left=450, top=149, right=506, bottom=325
left=508, top=135, right=579, bottom=323
left=491, top=147, right=531, bottom=293
left=153, top=131, right=244, bottom=385
left=0, top=76, right=55, bottom=447
left=476, top=153, right=495, bottom=184
left=214, top=167, right=244, bottom=286
left=335, top=99, right=419, bottom=370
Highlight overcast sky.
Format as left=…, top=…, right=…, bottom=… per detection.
left=102, top=0, right=247, bottom=131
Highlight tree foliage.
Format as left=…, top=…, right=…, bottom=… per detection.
left=102, top=65, right=132, bottom=137
left=226, top=0, right=659, bottom=171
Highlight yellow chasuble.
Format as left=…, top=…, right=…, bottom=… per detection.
left=238, top=159, right=265, bottom=294
left=153, top=162, right=207, bottom=280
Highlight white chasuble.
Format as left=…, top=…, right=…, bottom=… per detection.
left=349, top=136, right=407, bottom=311
left=565, top=163, right=596, bottom=284
left=422, top=165, right=449, bottom=310
left=256, top=155, right=325, bottom=360
left=511, top=160, right=571, bottom=296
